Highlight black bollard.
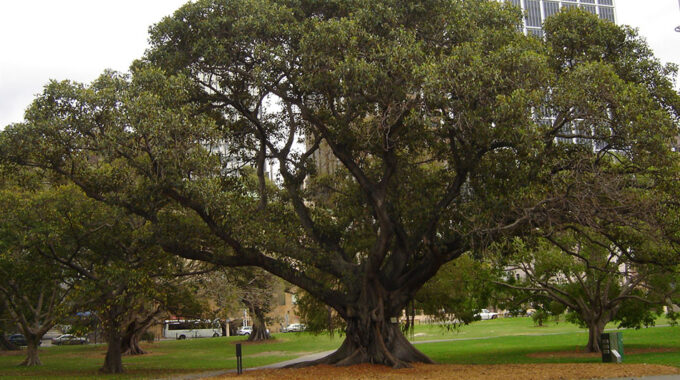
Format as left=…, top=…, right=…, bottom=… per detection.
left=236, top=343, right=243, bottom=374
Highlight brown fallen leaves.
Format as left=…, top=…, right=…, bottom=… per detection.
left=210, top=363, right=680, bottom=380
left=527, top=347, right=678, bottom=359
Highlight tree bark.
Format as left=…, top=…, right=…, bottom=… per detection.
left=585, top=319, right=608, bottom=353
left=289, top=283, right=432, bottom=368
left=289, top=316, right=431, bottom=369
left=19, top=335, right=42, bottom=367
left=101, top=329, right=124, bottom=373
left=121, top=323, right=147, bottom=356
left=247, top=306, right=270, bottom=342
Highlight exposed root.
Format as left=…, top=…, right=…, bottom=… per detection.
left=18, top=358, right=42, bottom=367
left=122, top=347, right=148, bottom=356
left=285, top=340, right=355, bottom=368
left=334, top=348, right=365, bottom=367
left=284, top=333, right=433, bottom=369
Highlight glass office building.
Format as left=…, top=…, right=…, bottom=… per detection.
left=505, top=0, right=616, bottom=36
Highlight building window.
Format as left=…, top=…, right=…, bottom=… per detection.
left=580, top=4, right=597, bottom=14
left=599, top=7, right=615, bottom=22
left=544, top=1, right=560, bottom=18
left=524, top=0, right=543, bottom=27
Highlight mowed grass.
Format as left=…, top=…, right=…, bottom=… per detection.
left=408, top=315, right=675, bottom=341
left=0, top=333, right=343, bottom=379
left=420, top=325, right=680, bottom=366
left=0, top=317, right=677, bottom=379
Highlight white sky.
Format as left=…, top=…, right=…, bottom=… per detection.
left=1, top=0, right=679, bottom=128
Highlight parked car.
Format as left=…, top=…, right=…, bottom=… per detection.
left=236, top=326, right=252, bottom=335
left=8, top=334, right=27, bottom=346
left=283, top=323, right=306, bottom=332
left=475, top=309, right=498, bottom=320
left=51, top=334, right=87, bottom=345
left=7, top=334, right=43, bottom=346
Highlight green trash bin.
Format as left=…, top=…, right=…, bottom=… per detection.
left=600, top=332, right=624, bottom=363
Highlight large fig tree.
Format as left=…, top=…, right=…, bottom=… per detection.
left=2, top=2, right=679, bottom=368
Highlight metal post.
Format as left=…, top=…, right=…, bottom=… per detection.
left=236, top=343, right=243, bottom=374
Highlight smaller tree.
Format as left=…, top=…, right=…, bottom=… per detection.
left=498, top=231, right=678, bottom=352
left=4, top=183, right=196, bottom=373
left=195, top=269, right=245, bottom=337
left=120, top=265, right=208, bottom=356
left=119, top=302, right=163, bottom=356
left=236, top=269, right=277, bottom=342
left=0, top=185, right=79, bottom=366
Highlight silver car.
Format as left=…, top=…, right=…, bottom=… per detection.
left=51, top=334, right=87, bottom=345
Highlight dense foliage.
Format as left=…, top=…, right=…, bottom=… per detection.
left=1, top=1, right=679, bottom=368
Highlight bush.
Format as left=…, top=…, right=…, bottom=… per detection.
left=141, top=331, right=155, bottom=343
left=531, top=309, right=550, bottom=327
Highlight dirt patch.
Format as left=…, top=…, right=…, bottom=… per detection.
left=207, top=363, right=680, bottom=380
left=0, top=350, right=23, bottom=357
left=528, top=347, right=679, bottom=359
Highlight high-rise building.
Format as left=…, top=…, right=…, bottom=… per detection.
left=505, top=0, right=616, bottom=36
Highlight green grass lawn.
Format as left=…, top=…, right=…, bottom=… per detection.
left=421, top=325, right=680, bottom=366
left=0, top=317, right=677, bottom=379
left=0, top=333, right=343, bottom=379
left=408, top=315, right=675, bottom=341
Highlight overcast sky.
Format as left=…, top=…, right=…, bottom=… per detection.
left=1, top=0, right=679, bottom=128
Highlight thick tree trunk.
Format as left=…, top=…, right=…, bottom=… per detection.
left=19, top=335, right=42, bottom=367
left=289, top=317, right=432, bottom=369
left=247, top=306, right=270, bottom=342
left=101, top=330, right=124, bottom=373
left=121, top=325, right=146, bottom=356
left=585, top=319, right=608, bottom=353
left=289, top=283, right=432, bottom=369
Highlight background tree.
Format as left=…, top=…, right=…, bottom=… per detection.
left=118, top=281, right=205, bottom=356
left=2, top=2, right=679, bottom=368
left=52, top=209, right=195, bottom=373
left=0, top=180, right=82, bottom=366
left=194, top=269, right=241, bottom=336
left=236, top=269, right=277, bottom=341
left=0, top=182, right=195, bottom=373
left=0, top=250, right=74, bottom=366
left=497, top=232, right=679, bottom=352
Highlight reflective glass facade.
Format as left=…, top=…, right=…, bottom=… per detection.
left=505, top=0, right=616, bottom=36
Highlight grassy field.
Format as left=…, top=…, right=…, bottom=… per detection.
left=0, top=317, right=677, bottom=379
